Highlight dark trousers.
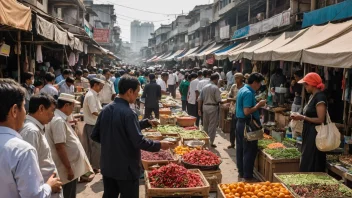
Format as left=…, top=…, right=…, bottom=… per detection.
left=144, top=107, right=159, bottom=119
left=230, top=114, right=237, bottom=146
left=103, top=176, right=139, bottom=198
left=182, top=100, right=188, bottom=112
left=236, top=119, right=258, bottom=179
left=63, top=179, right=78, bottom=198
left=168, top=84, right=176, bottom=98
left=187, top=102, right=199, bottom=126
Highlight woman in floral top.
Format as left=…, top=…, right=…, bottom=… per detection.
left=227, top=73, right=245, bottom=149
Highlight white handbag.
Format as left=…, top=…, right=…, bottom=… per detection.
left=315, top=112, right=341, bottom=152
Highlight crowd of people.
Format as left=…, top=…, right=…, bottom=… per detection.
left=0, top=63, right=328, bottom=197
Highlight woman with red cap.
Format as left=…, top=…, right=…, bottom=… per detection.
left=291, top=72, right=327, bottom=172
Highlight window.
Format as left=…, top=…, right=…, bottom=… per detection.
left=37, top=0, right=43, bottom=4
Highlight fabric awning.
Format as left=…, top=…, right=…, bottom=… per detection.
left=252, top=30, right=306, bottom=61
left=272, top=21, right=352, bottom=62
left=163, top=50, right=185, bottom=62
left=176, top=47, right=199, bottom=61
left=196, top=43, right=225, bottom=60
left=54, top=26, right=68, bottom=46
left=36, top=15, right=54, bottom=40
left=0, top=0, right=32, bottom=31
left=227, top=40, right=265, bottom=61
left=154, top=52, right=171, bottom=62
left=188, top=42, right=216, bottom=60
left=302, top=29, right=352, bottom=68
left=146, top=55, right=158, bottom=62
left=88, top=45, right=103, bottom=55
left=214, top=43, right=243, bottom=60
left=229, top=36, right=279, bottom=61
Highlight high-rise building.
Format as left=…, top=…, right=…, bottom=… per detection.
left=130, top=20, right=154, bottom=52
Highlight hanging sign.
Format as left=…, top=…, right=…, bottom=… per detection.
left=0, top=44, right=10, bottom=56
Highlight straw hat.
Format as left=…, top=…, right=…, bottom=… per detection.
left=58, top=93, right=80, bottom=104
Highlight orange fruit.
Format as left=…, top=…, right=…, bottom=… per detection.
left=234, top=193, right=240, bottom=197
left=225, top=189, right=231, bottom=194
left=236, top=187, right=244, bottom=194
left=231, top=189, right=237, bottom=194
left=265, top=195, right=271, bottom=198
left=272, top=192, right=278, bottom=197
left=257, top=192, right=264, bottom=197
left=278, top=193, right=285, bottom=198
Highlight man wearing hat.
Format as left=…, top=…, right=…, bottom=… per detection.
left=46, top=93, right=92, bottom=198
left=227, top=73, right=245, bottom=149
left=82, top=78, right=104, bottom=174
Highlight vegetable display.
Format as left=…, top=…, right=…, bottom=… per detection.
left=267, top=142, right=286, bottom=149
left=141, top=150, right=174, bottom=161
left=219, top=181, right=293, bottom=198
left=183, top=126, right=198, bottom=130
left=258, top=139, right=276, bottom=149
left=264, top=148, right=301, bottom=159
left=173, top=145, right=200, bottom=156
left=148, top=163, right=204, bottom=188
left=339, top=155, right=352, bottom=166
left=178, top=130, right=207, bottom=139
left=182, top=150, right=221, bottom=166
left=157, top=125, right=183, bottom=134
left=277, top=174, right=352, bottom=198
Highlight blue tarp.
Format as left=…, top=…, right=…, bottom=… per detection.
left=302, top=0, right=352, bottom=28
left=214, top=42, right=238, bottom=54
left=232, top=26, right=250, bottom=39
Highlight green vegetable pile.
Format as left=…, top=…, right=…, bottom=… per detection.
left=264, top=148, right=301, bottom=159
left=178, top=130, right=207, bottom=139
left=277, top=174, right=352, bottom=197
left=282, top=138, right=296, bottom=147
left=157, top=125, right=183, bottom=134
left=258, top=139, right=276, bottom=149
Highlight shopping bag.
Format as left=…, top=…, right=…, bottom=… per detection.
left=244, top=116, right=264, bottom=141
left=315, top=112, right=341, bottom=152
left=290, top=119, right=303, bottom=133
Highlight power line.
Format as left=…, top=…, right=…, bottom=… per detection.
left=94, top=0, right=188, bottom=16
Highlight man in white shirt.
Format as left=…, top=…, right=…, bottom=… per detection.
left=226, top=67, right=237, bottom=90
left=197, top=70, right=211, bottom=92
left=41, top=72, right=59, bottom=99
left=20, top=93, right=63, bottom=198
left=83, top=78, right=104, bottom=173
left=187, top=72, right=201, bottom=126
left=157, top=72, right=169, bottom=95
left=46, top=94, right=92, bottom=198
left=59, top=77, right=74, bottom=95
left=167, top=70, right=178, bottom=99
left=213, top=66, right=222, bottom=80
left=99, top=68, right=116, bottom=106
left=0, top=78, right=61, bottom=198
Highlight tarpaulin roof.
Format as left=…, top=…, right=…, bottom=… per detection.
left=272, top=21, right=352, bottom=62
left=146, top=55, right=158, bottom=62
left=163, top=50, right=185, bottom=62
left=214, top=43, right=244, bottom=60
left=196, top=43, right=225, bottom=60
left=252, top=30, right=306, bottom=61
left=228, top=39, right=265, bottom=61
left=154, top=52, right=172, bottom=62
left=187, top=42, right=216, bottom=60
left=0, top=0, right=32, bottom=31
left=177, top=47, right=199, bottom=61
left=229, top=36, right=279, bottom=61
left=302, top=29, right=352, bottom=68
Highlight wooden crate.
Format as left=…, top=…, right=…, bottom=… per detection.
left=264, top=152, right=300, bottom=182
left=201, top=169, right=222, bottom=192
left=141, top=150, right=179, bottom=170
left=181, top=131, right=210, bottom=145
left=223, top=119, right=231, bottom=134
left=160, top=115, right=177, bottom=125
left=145, top=169, right=210, bottom=198
left=257, top=150, right=266, bottom=179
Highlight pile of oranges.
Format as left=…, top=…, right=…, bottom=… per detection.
left=219, top=181, right=293, bottom=198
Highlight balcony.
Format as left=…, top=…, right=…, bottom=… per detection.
left=219, top=1, right=236, bottom=16
left=188, top=21, right=200, bottom=34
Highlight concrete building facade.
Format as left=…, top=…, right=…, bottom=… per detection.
left=130, top=20, right=154, bottom=52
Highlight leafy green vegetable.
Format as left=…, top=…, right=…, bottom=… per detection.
left=178, top=130, right=207, bottom=139
left=157, top=125, right=183, bottom=134
left=264, top=148, right=301, bottom=159
left=258, top=139, right=276, bottom=149
left=278, top=174, right=337, bottom=185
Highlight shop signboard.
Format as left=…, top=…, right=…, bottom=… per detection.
left=0, top=44, right=10, bottom=57
left=93, top=28, right=110, bottom=43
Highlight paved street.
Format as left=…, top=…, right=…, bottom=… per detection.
left=77, top=130, right=239, bottom=198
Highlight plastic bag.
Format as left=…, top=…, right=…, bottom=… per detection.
left=315, top=112, right=341, bottom=152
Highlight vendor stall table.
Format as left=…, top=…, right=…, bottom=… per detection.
left=201, top=169, right=222, bottom=192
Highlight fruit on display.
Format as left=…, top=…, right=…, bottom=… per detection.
left=148, top=163, right=204, bottom=188
left=267, top=143, right=286, bottom=149
left=182, top=150, right=221, bottom=166
left=141, top=150, right=174, bottom=161
left=264, top=148, right=301, bottom=159
left=219, top=181, right=293, bottom=198
left=178, top=130, right=207, bottom=139
left=183, top=126, right=198, bottom=130
left=173, top=145, right=201, bottom=156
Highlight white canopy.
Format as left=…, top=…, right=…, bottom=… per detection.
left=187, top=42, right=216, bottom=61
left=196, top=43, right=225, bottom=60
left=302, top=29, right=352, bottom=68
left=229, top=36, right=279, bottom=61
left=177, top=47, right=198, bottom=61
left=214, top=43, right=249, bottom=60
left=272, top=21, right=352, bottom=62
left=163, top=50, right=185, bottom=62
left=252, top=30, right=306, bottom=61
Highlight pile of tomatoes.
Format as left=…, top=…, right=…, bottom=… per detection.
left=219, top=181, right=293, bottom=198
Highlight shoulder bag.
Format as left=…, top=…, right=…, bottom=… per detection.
left=244, top=115, right=264, bottom=141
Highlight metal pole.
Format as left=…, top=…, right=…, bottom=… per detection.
left=248, top=1, right=251, bottom=22
left=311, top=0, right=316, bottom=11
left=266, top=0, right=270, bottom=18
left=17, top=31, right=21, bottom=83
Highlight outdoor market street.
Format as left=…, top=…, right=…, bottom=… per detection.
left=77, top=129, right=239, bottom=198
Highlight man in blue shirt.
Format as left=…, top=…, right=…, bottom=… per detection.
left=113, top=72, right=121, bottom=94
left=91, top=75, right=173, bottom=198
left=236, top=73, right=266, bottom=182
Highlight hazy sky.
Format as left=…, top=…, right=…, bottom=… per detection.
left=93, top=0, right=212, bottom=42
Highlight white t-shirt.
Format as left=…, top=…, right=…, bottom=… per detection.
left=167, top=73, right=178, bottom=85
left=197, top=78, right=210, bottom=92
left=99, top=81, right=116, bottom=104
left=157, top=79, right=167, bottom=91
left=187, top=78, right=199, bottom=105
left=83, top=89, right=102, bottom=125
